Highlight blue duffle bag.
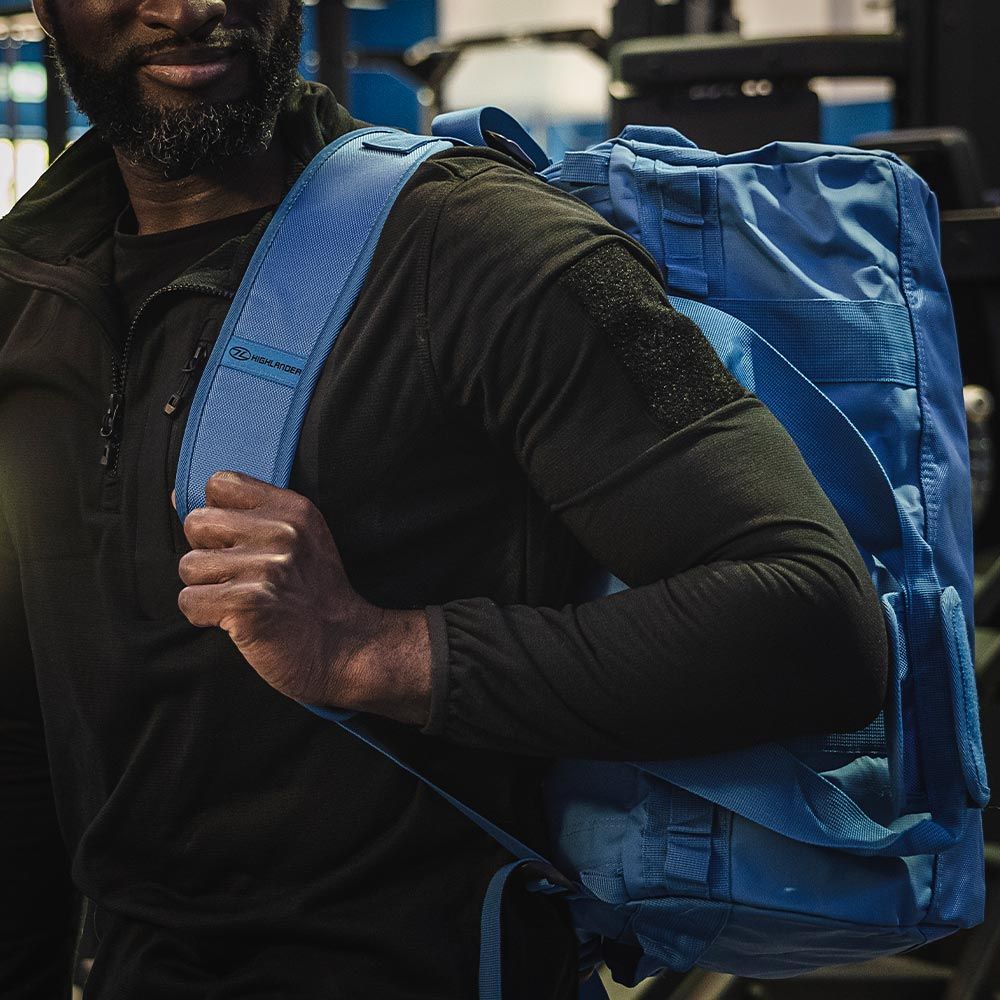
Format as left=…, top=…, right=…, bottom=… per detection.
left=175, top=110, right=989, bottom=997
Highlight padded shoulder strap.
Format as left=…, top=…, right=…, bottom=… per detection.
left=175, top=128, right=454, bottom=520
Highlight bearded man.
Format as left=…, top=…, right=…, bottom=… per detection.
left=0, top=0, right=888, bottom=997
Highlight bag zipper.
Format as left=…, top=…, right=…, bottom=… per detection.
left=99, top=283, right=234, bottom=473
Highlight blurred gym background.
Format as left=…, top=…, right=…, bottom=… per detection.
left=2, top=1, right=998, bottom=996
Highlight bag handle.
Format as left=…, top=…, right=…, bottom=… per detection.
left=432, top=106, right=552, bottom=172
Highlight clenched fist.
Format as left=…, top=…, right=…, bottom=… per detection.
left=175, top=471, right=432, bottom=725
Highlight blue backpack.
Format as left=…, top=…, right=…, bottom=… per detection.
left=175, top=109, right=989, bottom=997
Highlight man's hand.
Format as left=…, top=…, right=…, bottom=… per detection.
left=175, top=471, right=432, bottom=726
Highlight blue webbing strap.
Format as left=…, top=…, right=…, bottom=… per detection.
left=480, top=861, right=529, bottom=1000
left=305, top=706, right=575, bottom=1000
left=432, top=106, right=552, bottom=172
left=479, top=861, right=606, bottom=1000
left=651, top=298, right=966, bottom=857
left=305, top=705, right=559, bottom=872
left=175, top=128, right=455, bottom=520
left=672, top=297, right=914, bottom=588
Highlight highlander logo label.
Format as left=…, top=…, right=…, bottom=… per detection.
left=221, top=337, right=307, bottom=389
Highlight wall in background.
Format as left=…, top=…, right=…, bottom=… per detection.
left=435, top=0, right=893, bottom=153
left=734, top=0, right=892, bottom=36
left=348, top=0, right=437, bottom=132
left=437, top=0, right=610, bottom=154
left=732, top=0, right=895, bottom=143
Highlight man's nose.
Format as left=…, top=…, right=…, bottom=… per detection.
left=136, top=0, right=228, bottom=39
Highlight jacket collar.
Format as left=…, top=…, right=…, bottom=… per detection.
left=0, top=78, right=360, bottom=285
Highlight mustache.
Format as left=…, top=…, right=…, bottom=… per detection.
left=126, top=28, right=263, bottom=68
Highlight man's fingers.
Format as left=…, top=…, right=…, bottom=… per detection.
left=182, top=507, right=244, bottom=550
left=178, top=548, right=236, bottom=586
left=178, top=580, right=275, bottom=629
left=204, top=471, right=289, bottom=510
left=178, top=548, right=291, bottom=587
left=183, top=506, right=305, bottom=552
left=177, top=582, right=230, bottom=628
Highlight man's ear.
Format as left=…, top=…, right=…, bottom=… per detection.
left=32, top=0, right=55, bottom=39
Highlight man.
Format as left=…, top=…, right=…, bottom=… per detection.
left=0, top=0, right=888, bottom=996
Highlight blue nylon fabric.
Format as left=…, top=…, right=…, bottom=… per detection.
left=942, top=588, right=990, bottom=805
left=694, top=901, right=931, bottom=978
left=709, top=299, right=917, bottom=385
left=888, top=162, right=975, bottom=634
left=714, top=156, right=904, bottom=303
left=177, top=112, right=986, bottom=991
left=663, top=300, right=978, bottom=843
left=541, top=121, right=982, bottom=974
left=724, top=811, right=935, bottom=928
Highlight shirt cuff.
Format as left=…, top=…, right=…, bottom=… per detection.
left=420, top=604, right=452, bottom=737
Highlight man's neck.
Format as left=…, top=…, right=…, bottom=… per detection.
left=115, top=138, right=289, bottom=236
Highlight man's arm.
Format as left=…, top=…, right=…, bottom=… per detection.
left=0, top=523, right=77, bottom=997
left=175, top=159, right=887, bottom=760
left=412, top=166, right=888, bottom=759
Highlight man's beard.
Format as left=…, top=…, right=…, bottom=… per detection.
left=48, top=3, right=303, bottom=180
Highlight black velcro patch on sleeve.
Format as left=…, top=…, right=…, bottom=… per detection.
left=561, top=241, right=747, bottom=435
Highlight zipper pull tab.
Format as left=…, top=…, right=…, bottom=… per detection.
left=99, top=392, right=122, bottom=439
left=164, top=340, right=211, bottom=417
left=99, top=392, right=123, bottom=468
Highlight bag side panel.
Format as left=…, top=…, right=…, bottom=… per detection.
left=892, top=167, right=975, bottom=626
left=690, top=902, right=932, bottom=978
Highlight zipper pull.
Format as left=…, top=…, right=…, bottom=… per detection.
left=99, top=392, right=123, bottom=468
left=164, top=340, right=211, bottom=417
left=99, top=392, right=122, bottom=439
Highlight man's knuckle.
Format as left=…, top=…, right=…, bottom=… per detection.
left=264, top=552, right=292, bottom=583
left=276, top=521, right=299, bottom=546
left=183, top=508, right=207, bottom=536
left=177, top=587, right=195, bottom=616
left=178, top=549, right=206, bottom=577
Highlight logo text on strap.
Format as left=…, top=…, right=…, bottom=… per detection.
left=220, top=336, right=307, bottom=389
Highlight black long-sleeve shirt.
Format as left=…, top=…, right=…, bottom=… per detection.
left=0, top=80, right=886, bottom=999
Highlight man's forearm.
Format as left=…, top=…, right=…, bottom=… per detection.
left=418, top=546, right=887, bottom=760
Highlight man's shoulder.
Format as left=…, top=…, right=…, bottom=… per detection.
left=388, top=145, right=630, bottom=282
left=406, top=146, right=611, bottom=226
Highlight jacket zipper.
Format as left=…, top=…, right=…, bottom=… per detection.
left=164, top=338, right=212, bottom=417
left=99, top=283, right=234, bottom=473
